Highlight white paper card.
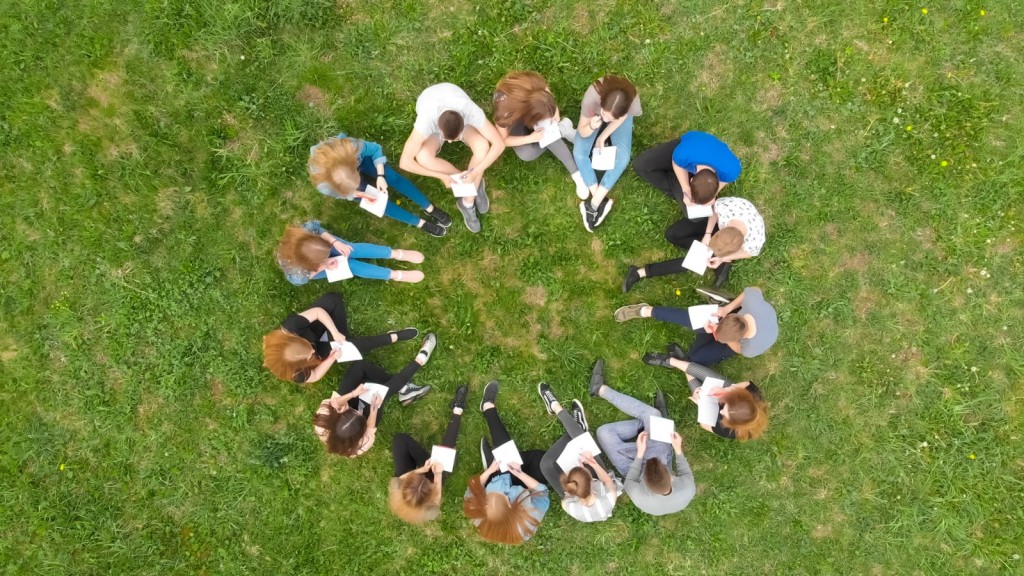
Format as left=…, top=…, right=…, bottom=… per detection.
left=358, top=185, right=388, bottom=217
left=697, top=379, right=725, bottom=426
left=356, top=382, right=388, bottom=405
left=681, top=240, right=714, bottom=275
left=324, top=256, right=353, bottom=282
left=330, top=340, right=363, bottom=363
left=430, top=445, right=457, bottom=473
left=451, top=175, right=477, bottom=198
left=686, top=203, right=714, bottom=219
left=591, top=146, right=617, bottom=170
left=491, top=440, right=523, bottom=473
left=538, top=121, right=562, bottom=148
left=688, top=304, right=720, bottom=329
left=648, top=416, right=675, bottom=443
left=556, top=433, right=603, bottom=473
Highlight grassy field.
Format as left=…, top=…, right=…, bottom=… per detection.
left=2, top=0, right=1022, bottom=574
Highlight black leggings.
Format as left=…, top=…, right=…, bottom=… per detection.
left=539, top=410, right=612, bottom=497
left=633, top=138, right=684, bottom=206
left=480, top=407, right=545, bottom=488
left=391, top=412, right=462, bottom=482
left=310, top=292, right=396, bottom=358
left=337, top=359, right=422, bottom=422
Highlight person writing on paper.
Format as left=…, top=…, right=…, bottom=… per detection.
left=389, top=384, right=469, bottom=523
left=309, top=132, right=451, bottom=237
left=276, top=221, right=426, bottom=284
left=613, top=286, right=779, bottom=366
left=400, top=83, right=505, bottom=234
left=573, top=75, right=642, bottom=232
left=491, top=72, right=587, bottom=202
left=623, top=196, right=765, bottom=290
left=536, top=383, right=621, bottom=523
left=464, top=381, right=550, bottom=544
left=642, top=351, right=767, bottom=441
left=312, top=333, right=437, bottom=458
left=589, top=360, right=696, bottom=516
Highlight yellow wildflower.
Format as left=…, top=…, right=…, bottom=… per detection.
left=940, top=160, right=949, bottom=167
left=921, top=8, right=928, bottom=15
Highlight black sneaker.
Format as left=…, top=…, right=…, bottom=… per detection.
left=667, top=342, right=688, bottom=361
left=622, top=265, right=641, bottom=293
left=451, top=384, right=469, bottom=411
left=570, top=399, right=588, bottom=432
left=579, top=201, right=595, bottom=233
left=389, top=327, right=419, bottom=342
left=695, top=286, right=735, bottom=306
left=654, top=390, right=668, bottom=419
left=643, top=352, right=673, bottom=368
left=480, top=380, right=499, bottom=412
left=537, top=382, right=558, bottom=415
left=589, top=359, right=605, bottom=398
left=713, top=261, right=732, bottom=288
left=398, top=382, right=432, bottom=406
left=428, top=206, right=452, bottom=228
left=422, top=220, right=447, bottom=237
left=591, top=197, right=614, bottom=228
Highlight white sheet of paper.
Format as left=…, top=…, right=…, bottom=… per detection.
left=356, top=382, right=388, bottom=405
left=451, top=175, right=477, bottom=198
left=688, top=304, right=720, bottom=328
left=491, top=440, right=523, bottom=473
left=697, top=379, right=725, bottom=426
left=430, top=445, right=457, bottom=473
left=648, top=416, right=676, bottom=443
left=591, top=146, right=617, bottom=170
left=358, top=185, right=388, bottom=217
left=681, top=240, right=714, bottom=275
left=330, top=340, right=363, bottom=363
left=324, top=256, right=353, bottom=282
left=538, top=121, right=562, bottom=148
left=555, top=433, right=603, bottom=473
left=686, top=203, right=714, bottom=219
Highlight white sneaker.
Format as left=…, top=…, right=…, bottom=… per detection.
left=571, top=172, right=589, bottom=200
left=558, top=117, right=576, bottom=143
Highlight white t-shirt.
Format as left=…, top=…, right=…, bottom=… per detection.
left=714, top=197, right=766, bottom=256
left=561, top=478, right=620, bottom=523
left=413, top=83, right=487, bottom=138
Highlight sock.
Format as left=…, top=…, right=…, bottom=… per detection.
left=453, top=407, right=463, bottom=415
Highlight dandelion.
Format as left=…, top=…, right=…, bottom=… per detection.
left=59, top=463, right=65, bottom=471
left=968, top=453, right=976, bottom=460
left=940, top=160, right=949, bottom=167
left=675, top=289, right=681, bottom=296
left=395, top=199, right=401, bottom=205
left=918, top=441, right=928, bottom=448
left=930, top=154, right=936, bottom=159
left=967, top=288, right=974, bottom=294
left=971, top=366, right=978, bottom=372
left=921, top=8, right=928, bottom=15
left=883, top=16, right=889, bottom=23
left=240, top=55, right=245, bottom=60
left=980, top=9, right=986, bottom=16
left=906, top=125, right=913, bottom=131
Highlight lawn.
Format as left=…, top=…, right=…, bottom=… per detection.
left=1, top=0, right=1022, bottom=574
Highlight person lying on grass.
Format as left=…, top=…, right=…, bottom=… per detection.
left=276, top=221, right=425, bottom=284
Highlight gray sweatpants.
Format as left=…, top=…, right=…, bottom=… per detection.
left=507, top=121, right=578, bottom=174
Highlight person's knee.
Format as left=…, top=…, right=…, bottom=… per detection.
left=391, top=433, right=412, bottom=450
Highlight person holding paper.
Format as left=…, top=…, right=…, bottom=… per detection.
left=400, top=83, right=505, bottom=234
left=276, top=221, right=426, bottom=284
left=464, top=381, right=550, bottom=544
left=588, top=359, right=695, bottom=516
left=309, top=132, right=451, bottom=237
left=536, top=383, right=621, bottom=523
left=491, top=72, right=589, bottom=200
left=622, top=196, right=765, bottom=291
left=312, top=333, right=437, bottom=458
left=573, top=75, right=642, bottom=232
left=388, top=384, right=469, bottom=524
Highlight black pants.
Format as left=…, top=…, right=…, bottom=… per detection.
left=337, top=359, right=422, bottom=423
left=539, top=411, right=612, bottom=497
left=633, top=138, right=684, bottom=206
left=688, top=329, right=736, bottom=366
left=391, top=412, right=462, bottom=482
left=480, top=407, right=545, bottom=488
left=310, top=293, right=396, bottom=358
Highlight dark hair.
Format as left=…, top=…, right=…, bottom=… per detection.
left=438, top=110, right=465, bottom=140
left=312, top=405, right=367, bottom=456
left=690, top=169, right=720, bottom=204
left=593, top=75, right=638, bottom=119
left=642, top=458, right=671, bottom=494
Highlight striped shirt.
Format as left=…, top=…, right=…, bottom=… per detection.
left=561, top=479, right=620, bottom=522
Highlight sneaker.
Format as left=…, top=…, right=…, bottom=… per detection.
left=389, top=327, right=419, bottom=342
left=654, top=390, right=668, bottom=419
left=475, top=179, right=490, bottom=214
left=579, top=201, right=595, bottom=233
left=457, top=200, right=481, bottom=233
left=667, top=342, right=688, bottom=361
left=713, top=261, right=732, bottom=288
left=558, top=117, right=576, bottom=143
left=643, top=352, right=673, bottom=368
left=428, top=206, right=452, bottom=228
left=589, top=359, right=605, bottom=398
left=571, top=173, right=589, bottom=200
left=613, top=303, right=648, bottom=323
left=590, top=197, right=614, bottom=228
left=451, top=384, right=469, bottom=411
left=695, top=286, right=735, bottom=306
left=416, top=333, right=437, bottom=364
left=480, top=380, right=499, bottom=411
left=480, top=437, right=491, bottom=469
left=570, top=399, right=588, bottom=432
left=622, top=265, right=642, bottom=293
left=398, top=382, right=432, bottom=406
left=537, top=382, right=558, bottom=415
left=421, top=220, right=447, bottom=237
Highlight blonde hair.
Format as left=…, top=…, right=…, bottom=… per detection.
left=309, top=138, right=361, bottom=195
left=493, top=71, right=556, bottom=129
left=719, top=388, right=768, bottom=441
left=262, top=329, right=319, bottom=382
left=276, top=225, right=331, bottom=274
left=715, top=314, right=748, bottom=344
left=463, top=475, right=540, bottom=544
left=560, top=467, right=593, bottom=499
left=389, top=475, right=441, bottom=524
left=709, top=227, right=744, bottom=256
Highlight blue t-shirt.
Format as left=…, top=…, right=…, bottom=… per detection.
left=671, top=131, right=742, bottom=183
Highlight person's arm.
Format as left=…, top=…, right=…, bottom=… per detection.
left=478, top=457, right=501, bottom=487
left=430, top=462, right=444, bottom=505
left=672, top=447, right=695, bottom=481
left=508, top=463, right=542, bottom=491
left=587, top=456, right=617, bottom=497
left=399, top=129, right=454, bottom=185
left=708, top=248, right=752, bottom=269
left=594, top=115, right=628, bottom=147
left=701, top=212, right=719, bottom=245
left=625, top=432, right=648, bottom=485
left=672, top=162, right=694, bottom=205
left=303, top=351, right=340, bottom=384
left=577, top=112, right=601, bottom=139
left=717, top=291, right=747, bottom=316
left=298, top=307, right=345, bottom=342
left=495, top=123, right=543, bottom=148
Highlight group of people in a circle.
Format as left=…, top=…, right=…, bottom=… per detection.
left=261, top=72, right=779, bottom=544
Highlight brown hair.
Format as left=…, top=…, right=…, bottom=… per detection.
left=560, top=467, right=593, bottom=500
left=276, top=226, right=331, bottom=274
left=262, top=329, right=319, bottom=382
left=593, top=75, right=637, bottom=119
left=715, top=314, right=748, bottom=343
left=463, top=475, right=540, bottom=544
left=719, top=387, right=768, bottom=441
left=312, top=405, right=367, bottom=456
left=309, top=138, right=361, bottom=195
left=642, top=459, right=672, bottom=495
left=691, top=168, right=720, bottom=205
left=389, top=474, right=441, bottom=524
left=709, top=226, right=744, bottom=256
left=493, top=71, right=556, bottom=129
left=438, top=110, right=465, bottom=140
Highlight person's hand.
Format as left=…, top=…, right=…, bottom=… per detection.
left=595, top=137, right=608, bottom=149
left=485, top=457, right=501, bottom=474
left=430, top=461, right=443, bottom=476
left=351, top=384, right=366, bottom=398
left=326, top=349, right=340, bottom=363
left=707, top=387, right=726, bottom=399
left=371, top=393, right=384, bottom=410
left=704, top=320, right=718, bottom=334
left=588, top=116, right=602, bottom=130
left=671, top=432, right=684, bottom=454
left=707, top=256, right=722, bottom=269
left=329, top=391, right=347, bottom=410
left=635, top=431, right=649, bottom=457
left=333, top=242, right=353, bottom=257
left=375, top=175, right=388, bottom=193
left=325, top=258, right=340, bottom=270
left=440, top=174, right=455, bottom=188
left=580, top=452, right=596, bottom=467
left=530, top=128, right=545, bottom=144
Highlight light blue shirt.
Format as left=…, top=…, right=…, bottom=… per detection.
left=277, top=220, right=345, bottom=286
left=465, top=473, right=550, bottom=542
left=308, top=132, right=387, bottom=200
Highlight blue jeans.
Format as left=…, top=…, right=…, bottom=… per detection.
left=311, top=235, right=394, bottom=281
left=595, top=387, right=672, bottom=477
left=572, top=115, right=634, bottom=191
left=357, top=157, right=433, bottom=227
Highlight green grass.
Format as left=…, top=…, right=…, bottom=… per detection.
left=2, top=0, right=1023, bottom=574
